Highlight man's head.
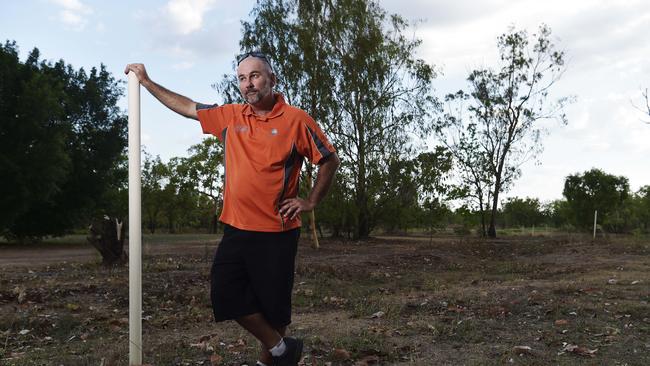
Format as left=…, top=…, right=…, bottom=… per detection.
left=236, top=52, right=277, bottom=107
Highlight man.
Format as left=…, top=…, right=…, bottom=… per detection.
left=124, top=52, right=340, bottom=366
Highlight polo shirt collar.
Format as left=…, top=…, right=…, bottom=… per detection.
left=243, top=93, right=286, bottom=120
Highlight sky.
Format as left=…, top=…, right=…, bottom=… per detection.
left=2, top=0, right=649, bottom=203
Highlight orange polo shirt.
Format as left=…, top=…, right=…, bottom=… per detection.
left=196, top=94, right=336, bottom=232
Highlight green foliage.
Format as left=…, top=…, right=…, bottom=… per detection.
left=140, top=138, right=224, bottom=234
left=438, top=25, right=570, bottom=238
left=224, top=0, right=441, bottom=238
left=629, top=186, right=650, bottom=233
left=563, top=168, right=630, bottom=232
left=0, top=41, right=127, bottom=240
left=500, top=197, right=545, bottom=228
left=545, top=199, right=572, bottom=229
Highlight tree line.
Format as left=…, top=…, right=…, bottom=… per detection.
left=2, top=0, right=648, bottom=241
left=0, top=41, right=126, bottom=241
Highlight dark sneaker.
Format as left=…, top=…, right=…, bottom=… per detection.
left=272, top=337, right=303, bottom=366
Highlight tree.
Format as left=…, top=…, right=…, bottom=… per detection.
left=440, top=24, right=570, bottom=238
left=0, top=42, right=70, bottom=238
left=545, top=199, right=572, bottom=228
left=223, top=0, right=438, bottom=239
left=563, top=168, right=630, bottom=232
left=501, top=197, right=544, bottom=228
left=175, top=137, right=224, bottom=233
left=437, top=97, right=493, bottom=236
left=632, top=87, right=650, bottom=123
left=413, top=148, right=453, bottom=233
left=629, top=186, right=650, bottom=233
left=0, top=41, right=127, bottom=240
left=141, top=152, right=167, bottom=233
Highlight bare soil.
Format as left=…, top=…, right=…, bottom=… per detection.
left=1, top=234, right=649, bottom=365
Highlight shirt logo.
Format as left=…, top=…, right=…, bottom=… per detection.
left=234, top=124, right=249, bottom=133
left=271, top=128, right=278, bottom=136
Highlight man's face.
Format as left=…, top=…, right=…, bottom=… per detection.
left=237, top=57, right=276, bottom=106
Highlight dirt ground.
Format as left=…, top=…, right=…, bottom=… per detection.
left=1, top=234, right=649, bottom=365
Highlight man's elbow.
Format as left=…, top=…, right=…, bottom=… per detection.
left=186, top=102, right=199, bottom=120
left=325, top=153, right=341, bottom=169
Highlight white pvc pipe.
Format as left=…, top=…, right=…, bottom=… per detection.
left=128, top=71, right=142, bottom=365
left=593, top=210, right=598, bottom=239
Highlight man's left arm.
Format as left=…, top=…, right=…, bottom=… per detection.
left=279, top=153, right=341, bottom=220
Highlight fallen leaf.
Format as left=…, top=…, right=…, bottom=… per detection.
left=210, top=354, right=223, bottom=366
left=190, top=341, right=214, bottom=352
left=370, top=311, right=385, bottom=319
left=555, top=319, right=569, bottom=326
left=512, top=345, right=534, bottom=356
left=561, top=344, right=597, bottom=357
left=332, top=348, right=351, bottom=360
left=19, top=329, right=30, bottom=335
left=198, top=333, right=217, bottom=343
left=66, top=303, right=80, bottom=311
left=355, top=355, right=380, bottom=365
left=13, top=286, right=26, bottom=304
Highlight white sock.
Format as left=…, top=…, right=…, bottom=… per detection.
left=269, top=338, right=287, bottom=357
left=256, top=362, right=269, bottom=366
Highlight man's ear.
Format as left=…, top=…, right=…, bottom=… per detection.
left=271, top=73, right=277, bottom=87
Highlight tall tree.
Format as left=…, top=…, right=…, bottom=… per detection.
left=225, top=0, right=438, bottom=239
left=0, top=41, right=127, bottom=240
left=441, top=25, right=570, bottom=238
left=437, top=95, right=493, bottom=236
left=0, top=42, right=70, bottom=238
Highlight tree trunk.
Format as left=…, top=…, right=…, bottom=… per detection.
left=356, top=191, right=370, bottom=239
left=305, top=168, right=320, bottom=248
left=87, top=217, right=126, bottom=266
left=478, top=195, right=487, bottom=237
left=211, top=198, right=219, bottom=234
left=355, top=153, right=369, bottom=239
left=488, top=180, right=502, bottom=238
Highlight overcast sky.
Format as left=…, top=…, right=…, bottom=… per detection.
left=2, top=0, right=649, bottom=203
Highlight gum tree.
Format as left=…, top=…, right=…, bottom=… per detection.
left=224, top=0, right=439, bottom=239
left=441, top=25, right=570, bottom=238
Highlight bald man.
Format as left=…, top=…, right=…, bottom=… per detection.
left=125, top=53, right=339, bottom=366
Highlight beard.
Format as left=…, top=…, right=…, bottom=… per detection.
left=244, top=90, right=263, bottom=104
left=242, top=83, right=272, bottom=105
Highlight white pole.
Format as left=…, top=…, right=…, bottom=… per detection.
left=128, top=71, right=142, bottom=365
left=593, top=210, right=598, bottom=239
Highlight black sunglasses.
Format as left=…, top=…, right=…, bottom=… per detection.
left=236, top=51, right=273, bottom=69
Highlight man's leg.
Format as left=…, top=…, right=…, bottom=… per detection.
left=242, top=228, right=301, bottom=365
left=249, top=321, right=287, bottom=365
left=236, top=313, right=287, bottom=365
left=236, top=312, right=282, bottom=349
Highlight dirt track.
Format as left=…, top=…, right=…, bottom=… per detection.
left=0, top=239, right=222, bottom=267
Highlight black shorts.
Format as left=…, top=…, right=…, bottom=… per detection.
left=210, top=225, right=300, bottom=327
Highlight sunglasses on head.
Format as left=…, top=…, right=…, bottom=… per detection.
left=236, top=51, right=271, bottom=66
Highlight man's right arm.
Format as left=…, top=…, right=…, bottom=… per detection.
left=124, top=63, right=200, bottom=120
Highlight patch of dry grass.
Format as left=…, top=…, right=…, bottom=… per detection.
left=1, top=234, right=649, bottom=365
